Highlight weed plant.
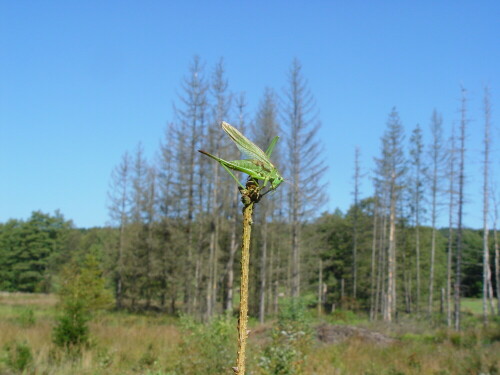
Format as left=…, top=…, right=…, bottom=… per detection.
left=169, top=314, right=236, bottom=375
left=258, top=298, right=313, bottom=375
left=2, top=340, right=33, bottom=373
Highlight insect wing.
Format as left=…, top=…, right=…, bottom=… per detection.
left=221, top=122, right=273, bottom=167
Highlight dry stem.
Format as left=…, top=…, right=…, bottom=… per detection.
left=234, top=201, right=253, bottom=375
left=234, top=182, right=259, bottom=375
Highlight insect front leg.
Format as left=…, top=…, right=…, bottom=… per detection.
left=261, top=176, right=270, bottom=188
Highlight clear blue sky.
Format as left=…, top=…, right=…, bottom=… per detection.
left=1, top=1, right=499, bottom=228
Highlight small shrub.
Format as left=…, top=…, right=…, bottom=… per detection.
left=52, top=252, right=114, bottom=351
left=172, top=314, right=235, bottom=375
left=258, top=298, right=313, bottom=375
left=3, top=340, right=33, bottom=373
left=53, top=300, right=90, bottom=349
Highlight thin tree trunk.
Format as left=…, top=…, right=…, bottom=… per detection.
left=258, top=214, right=268, bottom=323
left=415, top=224, right=421, bottom=314
left=109, top=152, right=131, bottom=310
left=494, top=204, right=500, bottom=315
left=225, top=189, right=239, bottom=313
left=386, top=178, right=397, bottom=322
left=454, top=87, right=467, bottom=331
left=428, top=225, right=436, bottom=316
left=370, top=201, right=378, bottom=320
left=402, top=246, right=411, bottom=313
left=207, top=160, right=220, bottom=319
left=340, top=278, right=345, bottom=309
left=117, top=222, right=125, bottom=309
left=375, top=210, right=387, bottom=320
left=428, top=110, right=443, bottom=316
left=440, top=288, right=445, bottom=314
left=410, top=124, right=424, bottom=316
left=267, top=225, right=275, bottom=317
left=352, top=147, right=361, bottom=299
left=291, top=188, right=300, bottom=297
left=447, top=224, right=454, bottom=327
left=185, top=183, right=194, bottom=314
left=318, top=259, right=323, bottom=316
left=482, top=86, right=491, bottom=325
left=446, top=124, right=457, bottom=327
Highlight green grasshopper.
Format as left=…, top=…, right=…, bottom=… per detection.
left=198, top=121, right=283, bottom=191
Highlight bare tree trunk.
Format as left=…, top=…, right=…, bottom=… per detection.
left=258, top=213, right=268, bottom=323
left=386, top=181, right=397, bottom=322
left=291, top=186, right=300, bottom=297
left=370, top=200, right=379, bottom=320
left=318, top=259, right=323, bottom=316
left=446, top=124, right=457, bottom=327
left=440, top=288, right=445, bottom=314
left=267, top=225, right=276, bottom=317
left=117, top=223, right=125, bottom=309
left=340, top=278, right=345, bottom=309
left=454, top=87, right=467, bottom=331
left=269, top=242, right=276, bottom=316
left=352, top=147, right=361, bottom=299
left=428, top=111, right=443, bottom=316
left=482, top=86, right=492, bottom=325
left=402, top=245, right=411, bottom=313
left=375, top=210, right=387, bottom=320
left=494, top=198, right=500, bottom=315
left=376, top=108, right=405, bottom=322
left=225, top=189, right=239, bottom=313
left=273, top=280, right=279, bottom=315
left=108, top=152, right=131, bottom=310
left=206, top=156, right=220, bottom=319
left=447, top=226, right=454, bottom=327
left=284, top=59, right=327, bottom=298
left=415, top=224, right=421, bottom=314
left=409, top=124, right=424, bottom=315
left=428, top=222, right=436, bottom=316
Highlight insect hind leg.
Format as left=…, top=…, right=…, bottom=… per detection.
left=220, top=162, right=246, bottom=189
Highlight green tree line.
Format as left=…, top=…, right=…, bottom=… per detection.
left=1, top=57, right=498, bottom=328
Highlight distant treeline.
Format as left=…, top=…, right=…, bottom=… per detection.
left=1, top=58, right=498, bottom=328
left=0, top=209, right=493, bottom=315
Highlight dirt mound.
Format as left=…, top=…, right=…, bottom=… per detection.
left=316, top=324, right=396, bottom=345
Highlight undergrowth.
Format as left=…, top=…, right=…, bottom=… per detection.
left=0, top=293, right=498, bottom=375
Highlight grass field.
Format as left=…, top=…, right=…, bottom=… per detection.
left=461, top=297, right=499, bottom=315
left=0, top=293, right=498, bottom=375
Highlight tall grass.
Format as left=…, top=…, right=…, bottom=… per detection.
left=0, top=293, right=498, bottom=375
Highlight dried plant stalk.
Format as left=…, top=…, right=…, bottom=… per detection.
left=234, top=197, right=254, bottom=375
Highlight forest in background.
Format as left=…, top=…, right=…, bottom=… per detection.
left=1, top=57, right=499, bottom=330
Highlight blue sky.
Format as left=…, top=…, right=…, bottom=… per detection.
left=1, top=1, right=499, bottom=228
